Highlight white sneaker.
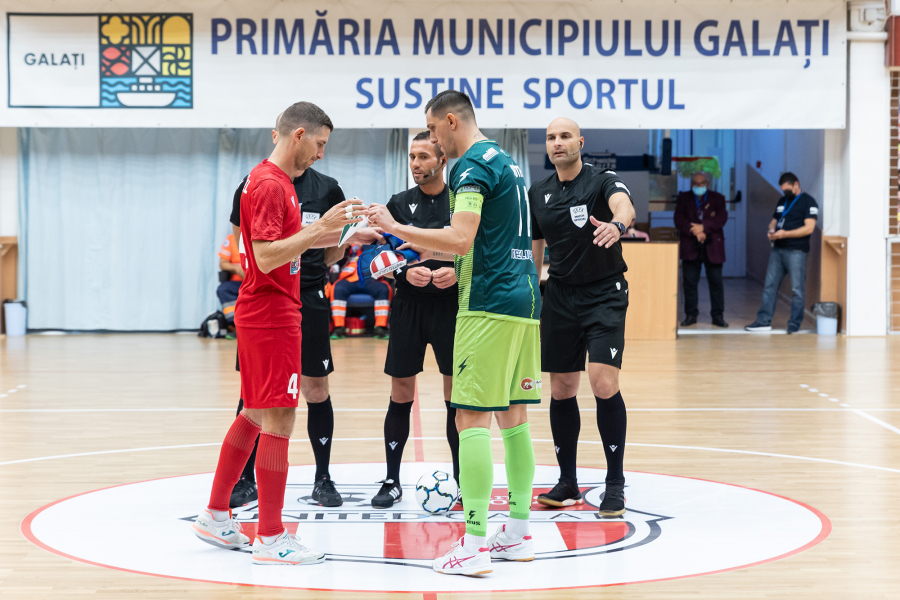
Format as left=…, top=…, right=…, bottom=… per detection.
left=251, top=531, right=325, bottom=566
left=432, top=536, right=492, bottom=576
left=487, top=525, right=534, bottom=562
left=192, top=508, right=250, bottom=549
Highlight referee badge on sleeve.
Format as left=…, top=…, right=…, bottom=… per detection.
left=570, top=205, right=588, bottom=228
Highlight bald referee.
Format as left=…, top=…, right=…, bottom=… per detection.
left=529, top=118, right=635, bottom=517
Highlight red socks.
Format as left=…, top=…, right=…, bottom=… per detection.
left=207, top=415, right=290, bottom=538
left=256, top=432, right=291, bottom=537
left=208, top=413, right=261, bottom=512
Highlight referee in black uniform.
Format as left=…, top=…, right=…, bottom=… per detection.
left=529, top=117, right=635, bottom=517
left=228, top=165, right=349, bottom=508
left=371, top=131, right=461, bottom=508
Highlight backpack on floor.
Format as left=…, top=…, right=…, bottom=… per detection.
left=198, top=311, right=228, bottom=338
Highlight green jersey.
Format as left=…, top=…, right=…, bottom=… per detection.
left=449, top=140, right=540, bottom=322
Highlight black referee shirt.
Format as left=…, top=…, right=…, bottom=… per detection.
left=772, top=192, right=819, bottom=253
left=386, top=185, right=456, bottom=298
left=230, top=168, right=346, bottom=289
left=529, top=163, right=633, bottom=285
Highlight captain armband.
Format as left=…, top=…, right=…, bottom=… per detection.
left=454, top=190, right=484, bottom=215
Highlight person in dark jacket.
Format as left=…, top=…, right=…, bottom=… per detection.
left=674, top=172, right=728, bottom=327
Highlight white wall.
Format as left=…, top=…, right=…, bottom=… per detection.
left=845, top=39, right=890, bottom=336
left=823, top=127, right=850, bottom=237
left=0, top=128, right=17, bottom=237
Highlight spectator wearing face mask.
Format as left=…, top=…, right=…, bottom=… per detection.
left=745, top=172, right=818, bottom=334
left=674, top=172, right=728, bottom=327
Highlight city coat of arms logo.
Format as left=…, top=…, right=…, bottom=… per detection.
left=8, top=13, right=193, bottom=109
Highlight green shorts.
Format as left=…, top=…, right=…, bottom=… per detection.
left=450, top=315, right=542, bottom=412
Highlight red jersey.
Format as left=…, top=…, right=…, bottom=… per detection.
left=235, top=160, right=303, bottom=328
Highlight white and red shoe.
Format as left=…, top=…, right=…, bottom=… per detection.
left=432, top=536, right=492, bottom=576
left=487, top=525, right=535, bottom=562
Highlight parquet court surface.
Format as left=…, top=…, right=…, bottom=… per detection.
left=1, top=332, right=898, bottom=598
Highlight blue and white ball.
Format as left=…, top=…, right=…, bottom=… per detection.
left=415, top=470, right=459, bottom=514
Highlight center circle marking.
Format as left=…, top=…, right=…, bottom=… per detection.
left=22, top=463, right=829, bottom=592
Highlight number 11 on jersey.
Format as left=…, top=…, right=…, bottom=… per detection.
left=510, top=164, right=531, bottom=238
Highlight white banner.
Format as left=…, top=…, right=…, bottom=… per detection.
left=1, top=0, right=847, bottom=129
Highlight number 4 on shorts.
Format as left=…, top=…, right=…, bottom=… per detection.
left=287, top=373, right=299, bottom=399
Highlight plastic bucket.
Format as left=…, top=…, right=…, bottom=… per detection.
left=3, top=301, right=26, bottom=336
left=816, top=315, right=838, bottom=336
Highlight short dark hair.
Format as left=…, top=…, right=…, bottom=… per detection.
left=412, top=130, right=444, bottom=159
left=424, top=90, right=476, bottom=122
left=277, top=101, right=333, bottom=136
left=778, top=172, right=799, bottom=186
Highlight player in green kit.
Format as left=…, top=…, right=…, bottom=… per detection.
left=367, top=90, right=540, bottom=576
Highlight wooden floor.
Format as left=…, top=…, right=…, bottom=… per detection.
left=1, top=332, right=899, bottom=598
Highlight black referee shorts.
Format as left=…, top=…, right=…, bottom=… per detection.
left=384, top=291, right=457, bottom=378
left=234, top=284, right=335, bottom=378
left=299, top=284, right=335, bottom=377
left=541, top=275, right=629, bottom=372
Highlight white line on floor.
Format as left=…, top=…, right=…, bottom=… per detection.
left=851, top=409, right=900, bottom=436
left=2, top=438, right=899, bottom=475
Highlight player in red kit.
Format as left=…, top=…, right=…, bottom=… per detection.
left=192, top=102, right=370, bottom=566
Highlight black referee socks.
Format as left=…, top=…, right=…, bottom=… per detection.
left=595, top=392, right=627, bottom=484
left=384, top=399, right=413, bottom=482
left=550, top=396, right=580, bottom=482
left=445, top=401, right=460, bottom=483
left=307, top=397, right=335, bottom=480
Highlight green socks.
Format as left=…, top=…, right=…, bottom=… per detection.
left=458, top=422, right=535, bottom=538
left=458, top=427, right=493, bottom=538
left=501, top=422, right=535, bottom=522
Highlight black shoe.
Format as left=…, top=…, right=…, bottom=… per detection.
left=229, top=476, right=258, bottom=509
left=536, top=478, right=584, bottom=508
left=744, top=322, right=772, bottom=332
left=311, top=476, right=343, bottom=507
left=330, top=326, right=346, bottom=339
left=712, top=317, right=729, bottom=328
left=787, top=327, right=799, bottom=335
left=371, top=479, right=402, bottom=508
left=680, top=316, right=697, bottom=327
left=598, top=482, right=626, bottom=518
left=374, top=326, right=390, bottom=340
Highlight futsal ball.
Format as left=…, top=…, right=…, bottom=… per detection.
left=415, top=470, right=460, bottom=514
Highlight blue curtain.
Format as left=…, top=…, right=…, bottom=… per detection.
left=19, top=127, right=406, bottom=331
left=313, top=128, right=408, bottom=204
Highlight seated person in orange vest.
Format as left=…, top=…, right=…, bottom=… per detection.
left=216, top=232, right=244, bottom=323
left=328, top=245, right=392, bottom=339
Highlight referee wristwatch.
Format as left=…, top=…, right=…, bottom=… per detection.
left=611, top=221, right=627, bottom=237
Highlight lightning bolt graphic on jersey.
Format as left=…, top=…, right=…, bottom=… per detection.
left=457, top=167, right=474, bottom=183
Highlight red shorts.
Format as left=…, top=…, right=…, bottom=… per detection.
left=237, top=326, right=302, bottom=409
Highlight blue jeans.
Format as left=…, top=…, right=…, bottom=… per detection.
left=756, top=247, right=808, bottom=330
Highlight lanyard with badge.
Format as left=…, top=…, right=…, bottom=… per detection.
left=695, top=193, right=706, bottom=220
left=777, top=194, right=801, bottom=230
